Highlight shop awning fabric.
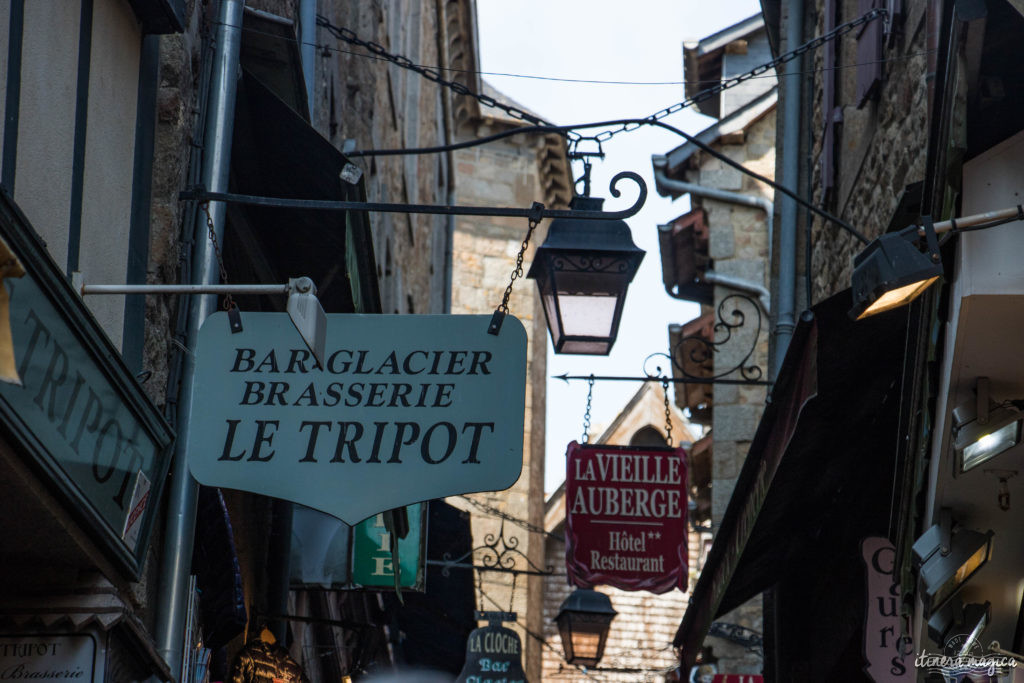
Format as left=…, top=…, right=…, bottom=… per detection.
left=674, top=292, right=910, bottom=669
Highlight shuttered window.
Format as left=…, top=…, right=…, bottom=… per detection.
left=855, top=0, right=884, bottom=106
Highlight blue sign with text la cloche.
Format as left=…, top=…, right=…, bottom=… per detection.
left=187, top=313, right=527, bottom=524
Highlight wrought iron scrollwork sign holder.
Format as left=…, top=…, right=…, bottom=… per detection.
left=644, top=292, right=768, bottom=385
left=427, top=520, right=554, bottom=578
left=556, top=291, right=772, bottom=388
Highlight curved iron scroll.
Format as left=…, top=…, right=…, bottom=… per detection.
left=180, top=171, right=646, bottom=221
left=427, top=520, right=554, bottom=578
left=644, top=293, right=765, bottom=384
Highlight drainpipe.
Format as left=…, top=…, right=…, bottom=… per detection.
left=435, top=0, right=455, bottom=314
left=153, top=0, right=244, bottom=677
left=776, top=0, right=804, bottom=377
left=299, top=0, right=316, bottom=119
left=652, top=155, right=773, bottom=313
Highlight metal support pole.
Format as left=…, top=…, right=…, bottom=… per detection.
left=153, top=0, right=243, bottom=677
left=82, top=283, right=289, bottom=295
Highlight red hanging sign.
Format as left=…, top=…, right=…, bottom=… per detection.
left=565, top=441, right=687, bottom=593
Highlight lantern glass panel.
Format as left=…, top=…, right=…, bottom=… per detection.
left=553, top=294, right=617, bottom=338
left=571, top=632, right=601, bottom=661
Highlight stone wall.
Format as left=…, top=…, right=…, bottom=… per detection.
left=448, top=129, right=561, bottom=683
left=684, top=109, right=774, bottom=535
left=148, top=0, right=460, bottom=673
left=802, top=2, right=930, bottom=303
left=681, top=105, right=775, bottom=678
left=316, top=0, right=451, bottom=315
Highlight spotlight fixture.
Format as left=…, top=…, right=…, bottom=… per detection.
left=554, top=588, right=617, bottom=667
left=849, top=226, right=942, bottom=320
left=849, top=206, right=1024, bottom=320
left=952, top=390, right=1023, bottom=474
left=527, top=195, right=645, bottom=355
left=912, top=513, right=994, bottom=616
left=927, top=599, right=991, bottom=653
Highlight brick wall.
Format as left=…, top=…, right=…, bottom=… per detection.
left=542, top=521, right=708, bottom=681
left=541, top=384, right=704, bottom=681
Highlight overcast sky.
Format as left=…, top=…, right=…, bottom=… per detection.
left=475, top=0, right=763, bottom=493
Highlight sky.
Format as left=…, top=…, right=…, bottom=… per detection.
left=475, top=0, right=763, bottom=494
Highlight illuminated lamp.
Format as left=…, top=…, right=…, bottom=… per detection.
left=952, top=398, right=1023, bottom=474
left=554, top=588, right=617, bottom=667
left=849, top=227, right=942, bottom=320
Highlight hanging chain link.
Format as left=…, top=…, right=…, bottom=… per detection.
left=581, top=376, right=594, bottom=444
left=316, top=15, right=554, bottom=130
left=316, top=9, right=885, bottom=146
left=200, top=201, right=235, bottom=311
left=662, top=379, right=674, bottom=447
left=590, top=8, right=887, bottom=142
left=497, top=207, right=543, bottom=314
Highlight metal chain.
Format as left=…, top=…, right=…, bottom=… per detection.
left=317, top=9, right=884, bottom=147
left=316, top=15, right=555, bottom=130
left=457, top=495, right=559, bottom=540
left=497, top=207, right=543, bottom=314
left=581, top=376, right=594, bottom=444
left=591, top=7, right=887, bottom=142
left=662, top=379, right=674, bottom=447
left=200, top=202, right=235, bottom=311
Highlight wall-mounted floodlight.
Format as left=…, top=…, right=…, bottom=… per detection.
left=913, top=513, right=994, bottom=616
left=849, top=227, right=942, bottom=320
left=953, top=401, right=1022, bottom=474
left=850, top=206, right=1024, bottom=320
left=927, top=599, right=991, bottom=652
left=951, top=378, right=1023, bottom=475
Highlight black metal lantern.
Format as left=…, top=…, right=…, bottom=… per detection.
left=554, top=588, right=617, bottom=667
left=527, top=196, right=645, bottom=355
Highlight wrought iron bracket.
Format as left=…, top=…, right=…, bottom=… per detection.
left=179, top=171, right=646, bottom=221
left=708, top=621, right=764, bottom=651
left=426, top=520, right=554, bottom=578
left=555, top=373, right=772, bottom=387
left=649, top=292, right=768, bottom=385
left=556, top=293, right=771, bottom=386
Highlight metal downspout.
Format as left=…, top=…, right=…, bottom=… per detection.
left=153, top=0, right=244, bottom=676
left=299, top=0, right=316, bottom=119
left=652, top=156, right=773, bottom=312
left=776, top=0, right=804, bottom=378
left=435, top=0, right=455, bottom=314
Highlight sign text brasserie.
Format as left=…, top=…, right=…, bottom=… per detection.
left=221, top=345, right=499, bottom=466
